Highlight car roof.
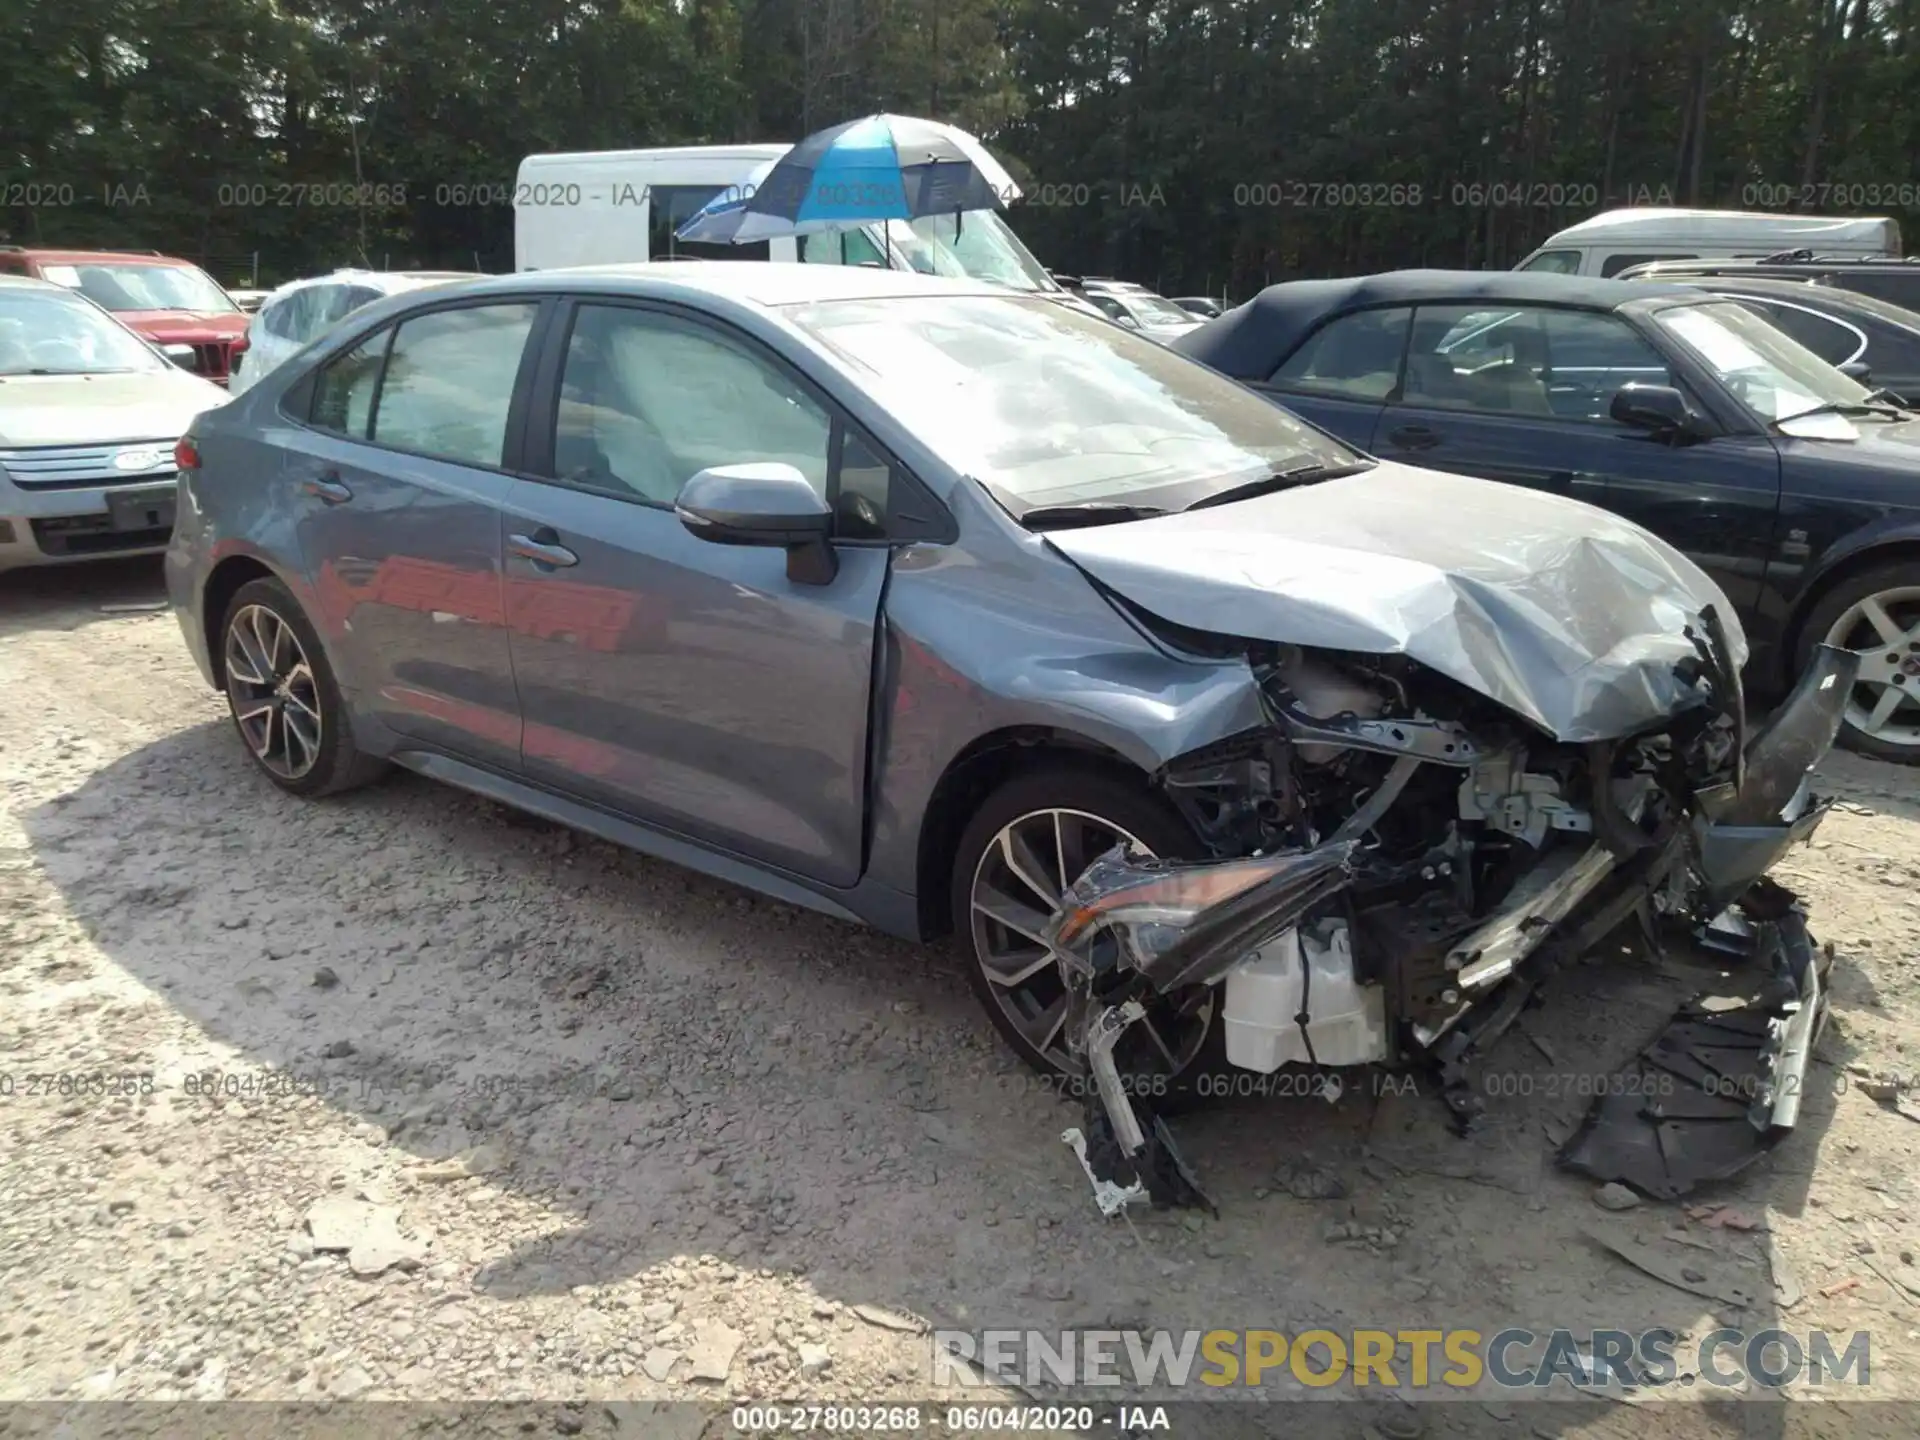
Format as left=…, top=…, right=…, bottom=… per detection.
left=1679, top=273, right=1920, bottom=329
left=1542, top=208, right=1896, bottom=246
left=3, top=248, right=199, bottom=265
left=456, top=261, right=1007, bottom=307
left=1178, top=269, right=1698, bottom=376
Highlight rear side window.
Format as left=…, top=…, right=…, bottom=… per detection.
left=648, top=184, right=773, bottom=263
left=311, top=329, right=390, bottom=437
left=372, top=304, right=539, bottom=466
left=264, top=286, right=321, bottom=341
left=1836, top=272, right=1920, bottom=310
left=1602, top=252, right=1697, bottom=277
left=1271, top=307, right=1411, bottom=397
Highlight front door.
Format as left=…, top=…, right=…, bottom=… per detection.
left=1370, top=302, right=1783, bottom=611
left=290, top=299, right=543, bottom=771
left=501, top=298, right=893, bottom=885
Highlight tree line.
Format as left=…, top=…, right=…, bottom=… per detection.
left=2, top=0, right=1915, bottom=298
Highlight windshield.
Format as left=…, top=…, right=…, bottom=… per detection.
left=884, top=212, right=1056, bottom=293
left=789, top=294, right=1360, bottom=509
left=40, top=260, right=238, bottom=315
left=1651, top=299, right=1873, bottom=422
left=0, top=289, right=168, bottom=375
left=1517, top=249, right=1581, bottom=275
left=1123, top=293, right=1198, bottom=327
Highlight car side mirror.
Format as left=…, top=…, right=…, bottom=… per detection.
left=161, top=343, right=197, bottom=369
left=676, top=462, right=838, bottom=584
left=1610, top=382, right=1703, bottom=440
left=1839, top=359, right=1872, bottom=383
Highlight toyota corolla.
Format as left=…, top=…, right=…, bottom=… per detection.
left=166, top=264, right=1846, bottom=1208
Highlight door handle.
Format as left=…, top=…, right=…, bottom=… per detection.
left=301, top=474, right=353, bottom=505
left=1385, top=425, right=1441, bottom=451
left=509, top=529, right=579, bottom=569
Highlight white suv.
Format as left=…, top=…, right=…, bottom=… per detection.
left=230, top=269, right=481, bottom=395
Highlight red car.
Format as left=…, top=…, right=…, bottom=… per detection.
left=0, top=247, right=247, bottom=385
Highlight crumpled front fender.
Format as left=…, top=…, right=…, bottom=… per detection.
left=1694, top=643, right=1857, bottom=912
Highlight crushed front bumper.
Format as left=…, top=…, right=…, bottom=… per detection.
left=1049, top=644, right=1857, bottom=1215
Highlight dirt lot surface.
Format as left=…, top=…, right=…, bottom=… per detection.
left=3, top=559, right=1919, bottom=1440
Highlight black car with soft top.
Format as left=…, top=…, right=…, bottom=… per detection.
left=1175, top=270, right=1920, bottom=762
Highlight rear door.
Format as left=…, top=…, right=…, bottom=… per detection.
left=288, top=297, right=546, bottom=770
left=1256, top=305, right=1410, bottom=450
left=499, top=297, right=903, bottom=885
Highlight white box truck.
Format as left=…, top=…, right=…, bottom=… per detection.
left=512, top=144, right=1102, bottom=314
left=1515, top=208, right=1901, bottom=278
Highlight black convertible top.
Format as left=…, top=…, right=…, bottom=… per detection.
left=1173, top=268, right=1698, bottom=378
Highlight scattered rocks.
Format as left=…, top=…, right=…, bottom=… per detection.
left=312, top=967, right=340, bottom=990
left=684, top=1320, right=744, bottom=1382
left=1593, top=1183, right=1642, bottom=1212
left=796, top=1342, right=833, bottom=1377
left=851, top=1303, right=922, bottom=1334
left=641, top=1348, right=681, bottom=1383
left=303, top=1196, right=425, bottom=1277
left=320, top=1039, right=356, bottom=1059
left=1277, top=1159, right=1347, bottom=1200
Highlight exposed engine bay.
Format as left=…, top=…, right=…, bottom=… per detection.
left=1046, top=611, right=1856, bottom=1215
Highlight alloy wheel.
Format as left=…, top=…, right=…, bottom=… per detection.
left=1823, top=584, right=1920, bottom=751
left=224, top=603, right=323, bottom=780
left=968, top=807, right=1216, bottom=1078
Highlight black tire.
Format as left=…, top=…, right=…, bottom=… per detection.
left=1795, top=560, right=1920, bottom=766
left=219, top=576, right=386, bottom=797
left=949, top=763, right=1230, bottom=1107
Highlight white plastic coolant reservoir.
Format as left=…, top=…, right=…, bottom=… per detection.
left=1222, top=919, right=1388, bottom=1072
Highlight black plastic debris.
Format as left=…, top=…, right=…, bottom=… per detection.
left=1557, top=901, right=1826, bottom=1199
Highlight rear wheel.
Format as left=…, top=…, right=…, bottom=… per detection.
left=1799, top=562, right=1920, bottom=765
left=220, top=577, right=385, bottom=796
left=950, top=765, right=1227, bottom=1102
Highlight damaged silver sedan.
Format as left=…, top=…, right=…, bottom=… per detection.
left=168, top=268, right=1848, bottom=1212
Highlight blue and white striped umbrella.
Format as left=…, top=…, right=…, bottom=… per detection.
left=676, top=114, right=1021, bottom=246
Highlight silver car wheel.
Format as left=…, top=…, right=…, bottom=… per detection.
left=224, top=603, right=323, bottom=780
left=968, top=806, right=1215, bottom=1078
left=1824, top=584, right=1920, bottom=750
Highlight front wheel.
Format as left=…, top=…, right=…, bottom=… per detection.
left=949, top=765, right=1227, bottom=1103
left=1799, top=562, right=1920, bottom=764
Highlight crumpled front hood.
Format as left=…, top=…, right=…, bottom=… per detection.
left=1048, top=461, right=1746, bottom=742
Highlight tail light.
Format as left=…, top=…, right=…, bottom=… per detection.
left=174, top=437, right=201, bottom=472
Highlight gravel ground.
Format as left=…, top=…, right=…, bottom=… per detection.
left=3, top=558, right=1919, bottom=1439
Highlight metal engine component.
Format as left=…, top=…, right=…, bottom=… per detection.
left=1270, top=647, right=1385, bottom=764
left=1455, top=750, right=1592, bottom=848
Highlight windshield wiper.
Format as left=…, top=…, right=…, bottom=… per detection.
left=1773, top=398, right=1910, bottom=427
left=1182, top=458, right=1375, bottom=511
left=1018, top=501, right=1171, bottom=531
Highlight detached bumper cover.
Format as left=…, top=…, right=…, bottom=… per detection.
left=1558, top=899, right=1829, bottom=1198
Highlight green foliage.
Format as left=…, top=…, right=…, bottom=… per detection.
left=1, top=0, right=1915, bottom=294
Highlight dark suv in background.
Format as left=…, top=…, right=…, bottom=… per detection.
left=1618, top=252, right=1920, bottom=311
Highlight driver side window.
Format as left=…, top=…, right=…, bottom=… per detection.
left=547, top=303, right=902, bottom=539
left=1404, top=304, right=1672, bottom=422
